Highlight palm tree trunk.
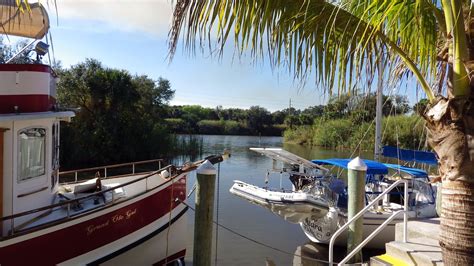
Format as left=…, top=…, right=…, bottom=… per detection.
left=424, top=97, right=474, bottom=265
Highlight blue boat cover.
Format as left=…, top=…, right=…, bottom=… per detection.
left=382, top=146, right=437, bottom=165
left=312, top=159, right=388, bottom=175
left=383, top=163, right=428, bottom=178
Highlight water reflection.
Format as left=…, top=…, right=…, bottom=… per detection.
left=293, top=242, right=342, bottom=266
left=234, top=195, right=328, bottom=224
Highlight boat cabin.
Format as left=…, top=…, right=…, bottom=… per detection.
left=0, top=64, right=74, bottom=235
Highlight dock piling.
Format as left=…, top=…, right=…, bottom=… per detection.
left=193, top=160, right=216, bottom=266
left=347, top=157, right=367, bottom=264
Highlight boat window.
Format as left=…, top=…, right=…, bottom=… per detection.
left=18, top=128, right=46, bottom=182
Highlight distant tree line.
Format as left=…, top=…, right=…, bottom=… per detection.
left=163, top=92, right=416, bottom=136
left=163, top=105, right=326, bottom=136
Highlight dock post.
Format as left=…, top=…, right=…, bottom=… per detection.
left=193, top=160, right=216, bottom=266
left=347, top=157, right=367, bottom=263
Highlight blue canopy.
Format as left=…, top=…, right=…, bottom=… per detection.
left=382, top=146, right=437, bottom=165
left=312, top=158, right=429, bottom=178
left=383, top=163, right=428, bottom=178
left=312, top=159, right=388, bottom=175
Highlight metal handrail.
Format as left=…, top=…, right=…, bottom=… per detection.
left=340, top=210, right=404, bottom=265
left=1, top=164, right=175, bottom=223
left=59, top=159, right=164, bottom=182
left=329, top=179, right=409, bottom=265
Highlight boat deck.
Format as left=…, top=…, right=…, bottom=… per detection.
left=2, top=171, right=172, bottom=237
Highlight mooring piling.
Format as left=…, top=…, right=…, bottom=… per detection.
left=347, top=157, right=367, bottom=264
left=193, top=160, right=216, bottom=266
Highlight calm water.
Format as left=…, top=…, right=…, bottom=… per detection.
left=179, top=135, right=377, bottom=265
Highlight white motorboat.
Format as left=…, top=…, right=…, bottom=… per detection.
left=230, top=180, right=331, bottom=212
left=230, top=147, right=335, bottom=213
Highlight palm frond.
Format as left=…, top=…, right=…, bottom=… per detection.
left=169, top=0, right=441, bottom=99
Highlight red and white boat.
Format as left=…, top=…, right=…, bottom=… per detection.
left=0, top=3, right=220, bottom=265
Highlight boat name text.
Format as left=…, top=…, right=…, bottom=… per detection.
left=86, top=208, right=138, bottom=236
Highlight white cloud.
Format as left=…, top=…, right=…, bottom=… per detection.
left=52, top=0, right=174, bottom=37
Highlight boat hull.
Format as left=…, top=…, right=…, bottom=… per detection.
left=0, top=175, right=187, bottom=265
left=300, top=204, right=437, bottom=248
left=299, top=212, right=398, bottom=248
left=230, top=180, right=329, bottom=210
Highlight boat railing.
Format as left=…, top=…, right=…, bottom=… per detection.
left=1, top=164, right=177, bottom=239
left=328, top=179, right=409, bottom=265
left=59, top=159, right=165, bottom=184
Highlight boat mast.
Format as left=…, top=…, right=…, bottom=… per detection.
left=374, top=58, right=383, bottom=161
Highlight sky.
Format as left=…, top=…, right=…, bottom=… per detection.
left=12, top=0, right=425, bottom=112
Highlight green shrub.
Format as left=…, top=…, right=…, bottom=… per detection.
left=312, top=119, right=353, bottom=148
left=382, top=115, right=426, bottom=149
left=284, top=125, right=315, bottom=145
left=348, top=121, right=374, bottom=149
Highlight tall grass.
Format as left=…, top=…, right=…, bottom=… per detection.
left=284, top=115, right=427, bottom=150
left=168, top=134, right=204, bottom=160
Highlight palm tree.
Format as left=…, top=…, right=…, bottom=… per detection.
left=169, top=1, right=474, bottom=265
